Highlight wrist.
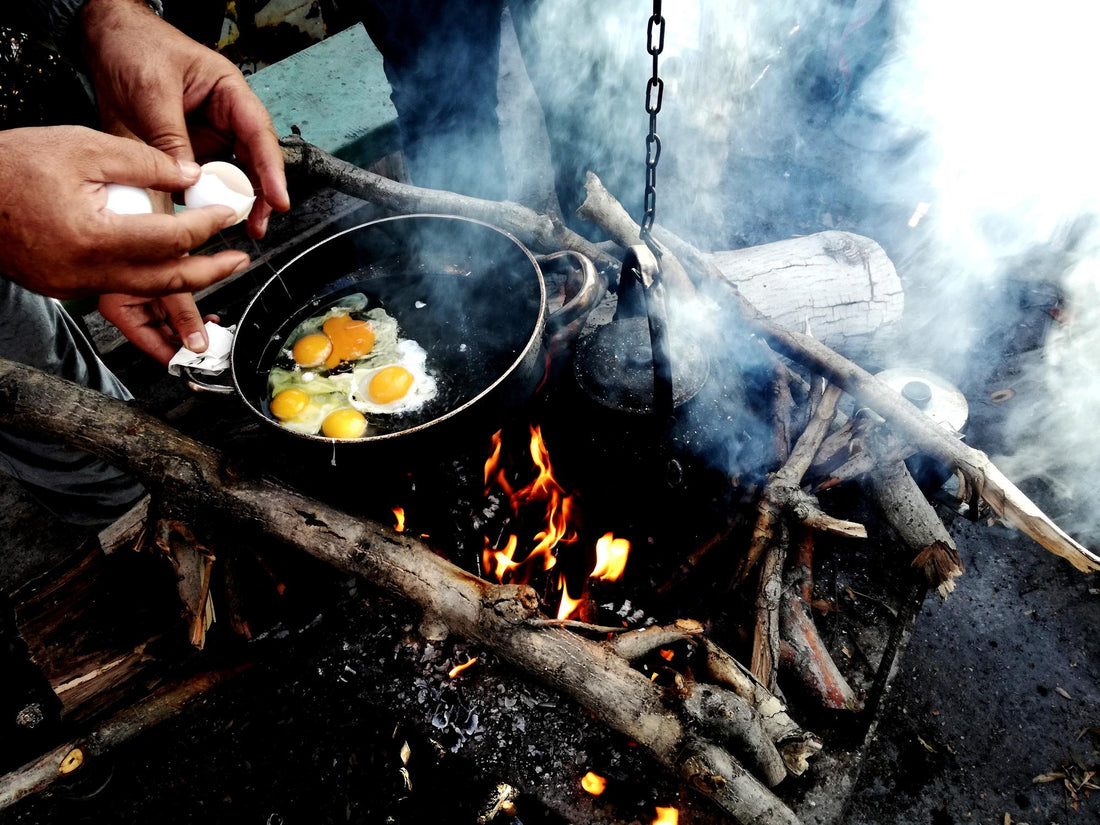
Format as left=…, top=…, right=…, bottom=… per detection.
left=79, top=0, right=163, bottom=61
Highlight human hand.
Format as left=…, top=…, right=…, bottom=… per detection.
left=80, top=0, right=290, bottom=239
left=0, top=125, right=251, bottom=298
left=98, top=292, right=220, bottom=366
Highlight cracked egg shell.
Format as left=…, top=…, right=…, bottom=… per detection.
left=183, top=161, right=256, bottom=225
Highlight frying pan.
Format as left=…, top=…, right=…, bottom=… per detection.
left=193, top=214, right=602, bottom=453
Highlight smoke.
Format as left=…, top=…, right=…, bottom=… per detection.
left=494, top=0, right=1100, bottom=546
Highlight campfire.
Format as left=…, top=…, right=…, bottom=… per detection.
left=0, top=127, right=1096, bottom=824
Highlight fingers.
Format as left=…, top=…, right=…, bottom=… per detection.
left=102, top=204, right=240, bottom=259
left=160, top=292, right=209, bottom=353
left=92, top=131, right=202, bottom=191
left=91, top=249, right=251, bottom=298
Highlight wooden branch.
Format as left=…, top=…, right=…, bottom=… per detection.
left=721, top=291, right=1097, bottom=572
left=701, top=641, right=823, bottom=777
left=751, top=530, right=786, bottom=691
left=576, top=171, right=696, bottom=295
left=578, top=182, right=1097, bottom=574
left=609, top=619, right=704, bottom=661
left=574, top=171, right=1095, bottom=572
left=0, top=359, right=800, bottom=825
left=779, top=568, right=862, bottom=713
left=0, top=668, right=245, bottom=812
left=736, top=385, right=860, bottom=584
left=864, top=459, right=964, bottom=597
left=280, top=137, right=619, bottom=273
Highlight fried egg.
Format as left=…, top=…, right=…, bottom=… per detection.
left=349, top=339, right=438, bottom=415
left=267, top=295, right=437, bottom=436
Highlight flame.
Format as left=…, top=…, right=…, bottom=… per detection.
left=512, top=426, right=576, bottom=572
left=483, top=534, right=520, bottom=582
left=392, top=507, right=405, bottom=532
left=653, top=807, right=679, bottom=825
left=483, top=426, right=576, bottom=583
left=556, top=578, right=584, bottom=621
left=580, top=771, right=607, bottom=796
left=591, top=533, right=631, bottom=581
left=448, top=657, right=478, bottom=678
left=659, top=649, right=675, bottom=661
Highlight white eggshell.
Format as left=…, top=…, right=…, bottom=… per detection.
left=104, top=184, right=155, bottom=215
left=183, top=161, right=256, bottom=225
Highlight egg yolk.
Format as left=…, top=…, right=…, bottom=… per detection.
left=292, top=333, right=333, bottom=368
left=322, top=314, right=375, bottom=370
left=270, top=388, right=310, bottom=420
left=368, top=365, right=415, bottom=404
left=322, top=408, right=368, bottom=439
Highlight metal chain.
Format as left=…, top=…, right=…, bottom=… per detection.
left=640, top=0, right=665, bottom=262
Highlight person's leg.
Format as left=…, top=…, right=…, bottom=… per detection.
left=0, top=278, right=146, bottom=528
left=359, top=0, right=508, bottom=200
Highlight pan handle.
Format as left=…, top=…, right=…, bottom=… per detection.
left=539, top=250, right=606, bottom=354
left=183, top=366, right=237, bottom=395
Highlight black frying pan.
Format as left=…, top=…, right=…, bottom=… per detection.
left=202, top=214, right=601, bottom=450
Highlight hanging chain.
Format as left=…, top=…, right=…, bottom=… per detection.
left=640, top=0, right=665, bottom=263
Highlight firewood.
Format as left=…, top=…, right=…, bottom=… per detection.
left=700, top=641, right=823, bottom=777
left=779, top=567, right=862, bottom=713
left=0, top=358, right=801, bottom=825
left=279, top=136, right=621, bottom=276
left=0, top=668, right=245, bottom=812
left=864, top=458, right=965, bottom=597
left=154, top=519, right=215, bottom=649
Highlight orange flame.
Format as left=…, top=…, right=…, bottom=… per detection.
left=653, top=807, right=679, bottom=825
left=556, top=578, right=584, bottom=621
left=659, top=649, right=675, bottom=661
left=448, top=657, right=478, bottom=678
left=484, top=426, right=576, bottom=583
left=392, top=507, right=405, bottom=532
left=483, top=534, right=520, bottom=582
left=591, top=532, right=631, bottom=581
left=580, top=771, right=607, bottom=796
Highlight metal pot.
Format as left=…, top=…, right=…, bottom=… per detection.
left=194, top=214, right=601, bottom=456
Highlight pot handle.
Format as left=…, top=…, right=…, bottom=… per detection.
left=182, top=366, right=237, bottom=395
left=539, top=250, right=605, bottom=353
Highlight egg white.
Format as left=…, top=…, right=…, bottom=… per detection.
left=348, top=339, right=438, bottom=415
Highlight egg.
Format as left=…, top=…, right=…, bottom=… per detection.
left=104, top=184, right=154, bottom=215
left=270, top=388, right=309, bottom=420
left=292, top=333, right=333, bottom=368
left=321, top=408, right=368, bottom=439
left=272, top=393, right=346, bottom=435
left=321, top=314, right=375, bottom=369
left=349, top=339, right=438, bottom=415
left=183, top=161, right=256, bottom=225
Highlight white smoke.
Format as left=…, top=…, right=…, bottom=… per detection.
left=507, top=0, right=1100, bottom=546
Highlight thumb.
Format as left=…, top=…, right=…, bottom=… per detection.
left=93, top=133, right=202, bottom=192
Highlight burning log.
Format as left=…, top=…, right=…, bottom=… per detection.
left=0, top=358, right=801, bottom=825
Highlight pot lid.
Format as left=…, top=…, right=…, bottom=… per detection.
left=574, top=316, right=709, bottom=414
left=875, top=367, right=968, bottom=433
